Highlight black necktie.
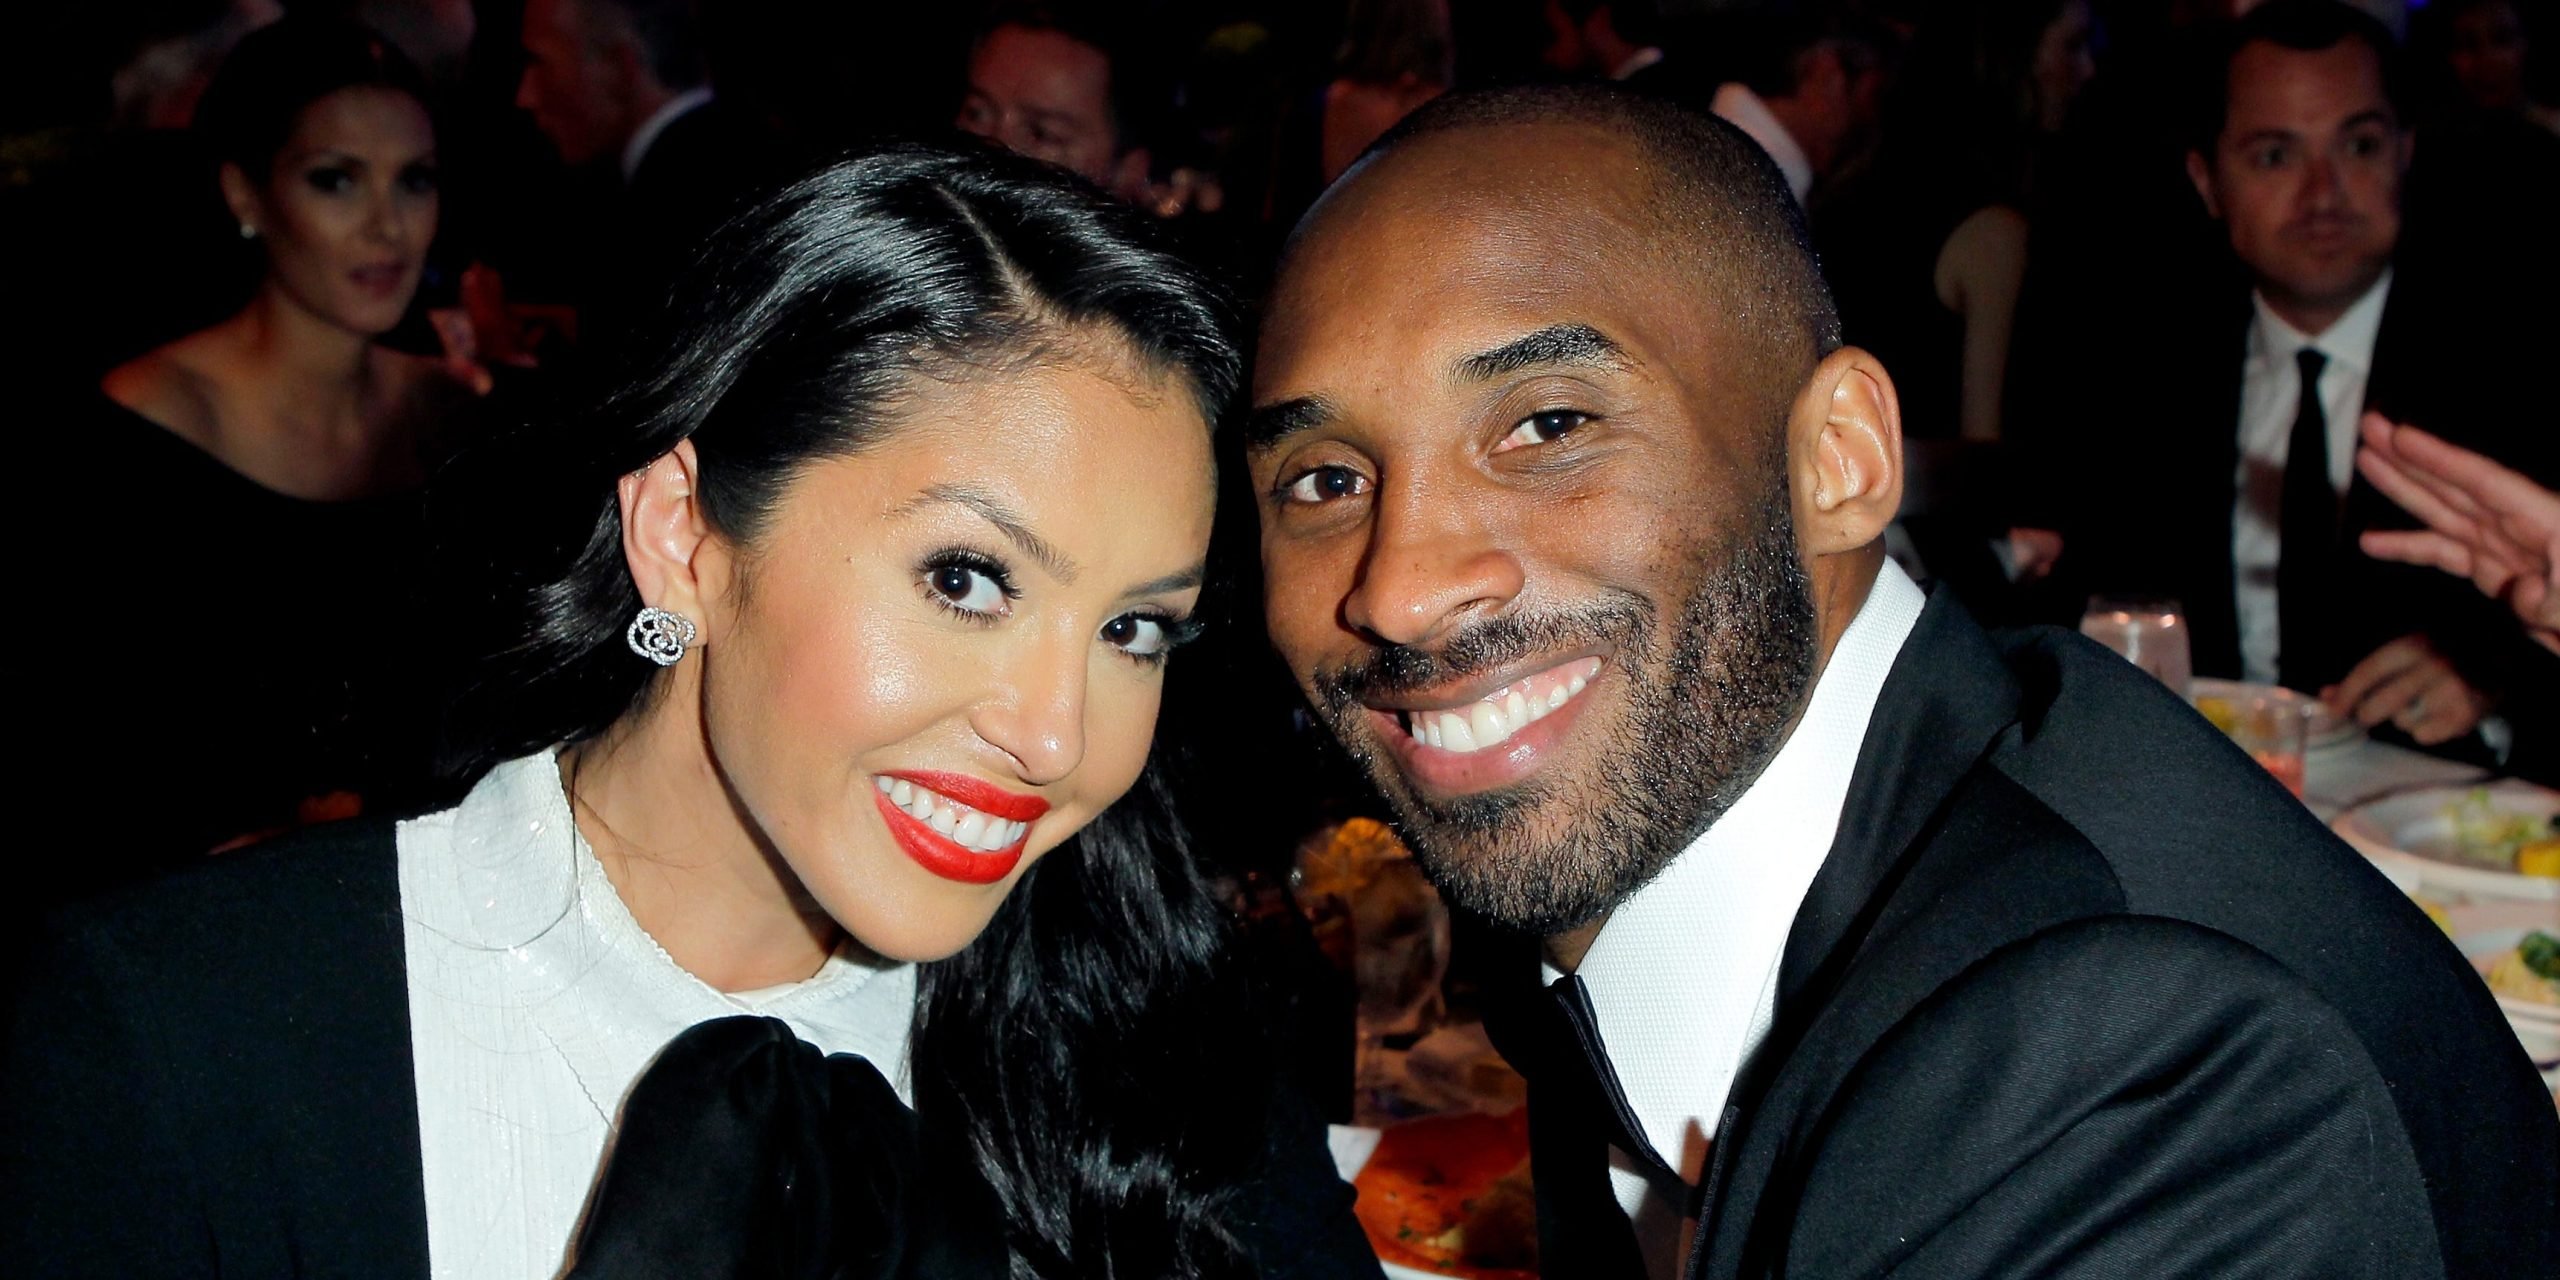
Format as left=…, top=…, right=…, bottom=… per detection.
left=1513, top=974, right=1681, bottom=1277
left=2276, top=346, right=2337, bottom=691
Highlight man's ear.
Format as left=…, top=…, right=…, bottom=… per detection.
left=219, top=162, right=261, bottom=234
left=1788, top=346, right=1902, bottom=558
left=617, top=439, right=724, bottom=640
left=2184, top=149, right=2221, bottom=219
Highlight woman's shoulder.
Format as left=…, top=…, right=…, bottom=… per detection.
left=99, top=337, right=227, bottom=449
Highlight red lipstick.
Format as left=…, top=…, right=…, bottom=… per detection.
left=871, top=772, right=1048, bottom=885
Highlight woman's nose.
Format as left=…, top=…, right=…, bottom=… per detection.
left=971, top=632, right=1090, bottom=787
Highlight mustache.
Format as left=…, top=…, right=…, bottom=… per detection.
left=1311, top=595, right=1651, bottom=717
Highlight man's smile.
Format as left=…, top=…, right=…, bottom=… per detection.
left=1362, top=655, right=1610, bottom=795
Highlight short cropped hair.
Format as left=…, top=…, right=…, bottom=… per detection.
left=2194, top=0, right=2409, bottom=150
left=585, top=0, right=707, bottom=93
left=970, top=1, right=1165, bottom=154
left=1345, top=82, right=1843, bottom=389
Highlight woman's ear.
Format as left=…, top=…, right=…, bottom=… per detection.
left=617, top=440, right=723, bottom=638
left=218, top=162, right=261, bottom=236
left=1788, top=346, right=1903, bottom=558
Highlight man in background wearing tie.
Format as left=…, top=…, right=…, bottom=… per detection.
left=1246, top=79, right=2553, bottom=1279
left=2073, top=0, right=2556, bottom=753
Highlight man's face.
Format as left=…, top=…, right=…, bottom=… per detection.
left=516, top=0, right=627, bottom=166
left=2192, top=39, right=2407, bottom=324
left=1249, top=126, right=1818, bottom=936
left=956, top=25, right=1123, bottom=185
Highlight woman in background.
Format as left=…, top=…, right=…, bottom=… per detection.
left=6, top=143, right=1374, bottom=1279
left=56, top=16, right=465, bottom=873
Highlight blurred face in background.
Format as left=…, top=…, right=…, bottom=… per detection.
left=2189, top=37, right=2408, bottom=330
left=223, top=86, right=439, bottom=337
left=957, top=24, right=1128, bottom=187
left=2031, top=0, right=2099, bottom=135
left=517, top=0, right=634, bottom=165
left=2448, top=0, right=2530, bottom=114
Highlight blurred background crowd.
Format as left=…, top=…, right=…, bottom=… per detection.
left=2, top=0, right=2554, bottom=1001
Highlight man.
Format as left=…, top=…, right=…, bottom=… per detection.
left=1540, top=0, right=1670, bottom=87
left=1704, top=11, right=1890, bottom=206
left=955, top=6, right=1154, bottom=205
left=2072, top=0, right=2555, bottom=748
left=1247, top=82, right=2553, bottom=1278
left=514, top=0, right=762, bottom=334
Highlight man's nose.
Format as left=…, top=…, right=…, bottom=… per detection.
left=969, top=630, right=1090, bottom=788
left=514, top=68, right=538, bottom=112
left=1341, top=481, right=1527, bottom=649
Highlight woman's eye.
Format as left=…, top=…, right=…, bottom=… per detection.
left=1101, top=612, right=1175, bottom=659
left=1283, top=465, right=1368, bottom=505
left=305, top=167, right=356, bottom=193
left=924, top=560, right=1013, bottom=617
left=400, top=166, right=440, bottom=195
left=1496, top=409, right=1590, bottom=452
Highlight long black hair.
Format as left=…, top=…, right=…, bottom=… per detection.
left=437, top=142, right=1257, bottom=1277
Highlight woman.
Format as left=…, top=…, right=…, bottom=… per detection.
left=1822, top=0, right=2096, bottom=443
left=4, top=145, right=1375, bottom=1277
left=56, top=16, right=463, bottom=871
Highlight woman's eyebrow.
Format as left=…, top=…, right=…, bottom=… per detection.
left=1125, top=564, right=1206, bottom=598
left=898, top=483, right=1080, bottom=583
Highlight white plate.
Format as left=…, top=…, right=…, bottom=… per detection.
left=2189, top=678, right=2360, bottom=750
left=2457, top=927, right=2560, bottom=1030
left=2334, top=781, right=2560, bottom=903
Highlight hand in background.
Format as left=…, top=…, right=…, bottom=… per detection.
left=2356, top=412, right=2560, bottom=654
left=2322, top=633, right=2494, bottom=746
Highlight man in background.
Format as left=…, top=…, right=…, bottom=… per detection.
left=956, top=5, right=1156, bottom=205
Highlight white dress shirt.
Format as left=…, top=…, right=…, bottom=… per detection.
left=400, top=752, right=918, bottom=1280
left=2232, top=271, right=2390, bottom=685
left=620, top=86, right=714, bottom=182
left=1545, top=562, right=1928, bottom=1277
left=1708, top=82, right=1813, bottom=206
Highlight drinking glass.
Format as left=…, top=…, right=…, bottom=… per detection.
left=2080, top=596, right=2193, bottom=698
left=2218, top=690, right=2312, bottom=797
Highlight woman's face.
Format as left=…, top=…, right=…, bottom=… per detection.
left=698, top=353, right=1217, bottom=962
left=228, top=86, right=439, bottom=337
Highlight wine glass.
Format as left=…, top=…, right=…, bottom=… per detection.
left=2080, top=596, right=2193, bottom=698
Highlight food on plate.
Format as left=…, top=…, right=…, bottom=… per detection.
left=2194, top=696, right=2240, bottom=734
left=2520, top=837, right=2560, bottom=879
left=2485, top=930, right=2560, bottom=1007
left=2441, top=789, right=2557, bottom=870
left=1353, top=1108, right=1537, bottom=1279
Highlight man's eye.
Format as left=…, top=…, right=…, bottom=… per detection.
left=1283, top=466, right=1369, bottom=504
left=1495, top=409, right=1590, bottom=452
left=2251, top=143, right=2291, bottom=170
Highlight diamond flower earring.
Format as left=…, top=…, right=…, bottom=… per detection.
left=625, top=606, right=696, bottom=667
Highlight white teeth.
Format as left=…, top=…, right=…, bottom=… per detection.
left=1408, top=660, right=1603, bottom=755
left=878, top=777, right=1031, bottom=852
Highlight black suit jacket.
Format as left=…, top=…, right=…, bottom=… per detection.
left=2066, top=258, right=2556, bottom=695
left=1492, top=589, right=2557, bottom=1278
left=0, top=824, right=1382, bottom=1278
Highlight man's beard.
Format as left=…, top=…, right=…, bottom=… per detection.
left=1310, top=489, right=1818, bottom=936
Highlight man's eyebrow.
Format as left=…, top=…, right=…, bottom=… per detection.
left=1242, top=394, right=1337, bottom=452
left=896, top=483, right=1079, bottom=583
left=1455, top=323, right=1630, bottom=382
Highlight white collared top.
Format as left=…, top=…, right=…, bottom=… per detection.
left=1545, top=562, right=1928, bottom=1277
left=620, top=86, right=714, bottom=182
left=2232, top=270, right=2392, bottom=684
left=1708, top=81, right=1814, bottom=206
left=399, top=752, right=917, bottom=1280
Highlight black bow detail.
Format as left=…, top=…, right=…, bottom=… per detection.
left=566, top=1016, right=1008, bottom=1280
